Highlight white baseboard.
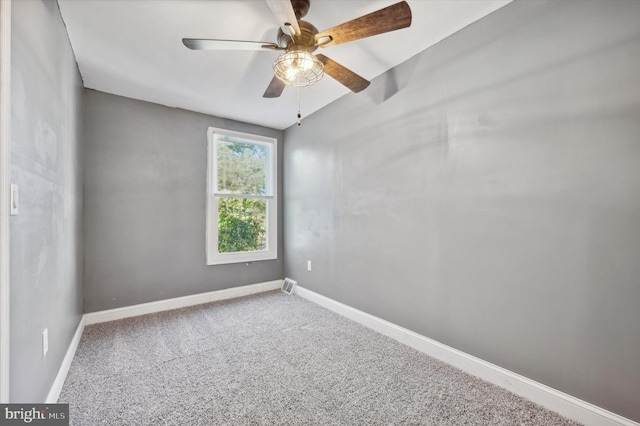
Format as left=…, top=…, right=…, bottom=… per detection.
left=84, top=280, right=283, bottom=325
left=46, top=315, right=85, bottom=403
left=295, top=286, right=639, bottom=426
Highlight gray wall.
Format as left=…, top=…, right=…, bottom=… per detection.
left=83, top=90, right=284, bottom=312
left=10, top=0, right=84, bottom=402
left=284, top=0, right=640, bottom=421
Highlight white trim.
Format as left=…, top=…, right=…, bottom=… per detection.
left=46, top=316, right=85, bottom=403
left=295, top=286, right=639, bottom=426
left=0, top=0, right=12, bottom=404
left=85, top=280, right=282, bottom=325
left=206, top=127, right=278, bottom=266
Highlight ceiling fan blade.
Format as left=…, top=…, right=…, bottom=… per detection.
left=316, top=54, right=370, bottom=93
left=182, top=38, right=280, bottom=51
left=263, top=76, right=286, bottom=98
left=265, top=0, right=301, bottom=37
left=315, top=1, right=412, bottom=48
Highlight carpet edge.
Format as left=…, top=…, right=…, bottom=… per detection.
left=46, top=315, right=86, bottom=403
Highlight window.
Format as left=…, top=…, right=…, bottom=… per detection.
left=206, top=127, right=277, bottom=265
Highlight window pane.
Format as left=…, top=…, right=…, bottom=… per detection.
left=217, top=197, right=267, bottom=253
left=217, top=137, right=269, bottom=195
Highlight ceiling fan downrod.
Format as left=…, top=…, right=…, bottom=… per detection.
left=291, top=0, right=310, bottom=19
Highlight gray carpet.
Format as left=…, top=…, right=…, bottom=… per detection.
left=60, top=291, right=579, bottom=425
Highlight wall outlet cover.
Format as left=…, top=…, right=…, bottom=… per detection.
left=42, top=328, right=48, bottom=357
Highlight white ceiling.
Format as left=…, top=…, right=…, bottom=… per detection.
left=58, top=0, right=511, bottom=130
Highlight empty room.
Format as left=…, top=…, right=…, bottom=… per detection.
left=0, top=0, right=639, bottom=424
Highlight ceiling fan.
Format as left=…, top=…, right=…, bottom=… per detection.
left=183, top=0, right=412, bottom=99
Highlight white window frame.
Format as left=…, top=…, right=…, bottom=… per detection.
left=206, top=127, right=277, bottom=265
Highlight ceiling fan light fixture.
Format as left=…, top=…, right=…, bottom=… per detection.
left=273, top=50, right=324, bottom=87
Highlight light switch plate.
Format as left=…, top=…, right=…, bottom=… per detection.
left=10, top=183, right=18, bottom=216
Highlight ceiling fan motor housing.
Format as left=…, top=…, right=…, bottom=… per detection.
left=278, top=20, right=319, bottom=52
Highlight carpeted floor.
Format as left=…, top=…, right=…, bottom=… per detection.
left=60, top=291, right=579, bottom=425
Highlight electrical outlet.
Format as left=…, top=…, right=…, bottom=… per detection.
left=42, top=329, right=48, bottom=357
left=307, top=260, right=312, bottom=271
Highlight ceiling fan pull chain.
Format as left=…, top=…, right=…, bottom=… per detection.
left=297, top=85, right=302, bottom=126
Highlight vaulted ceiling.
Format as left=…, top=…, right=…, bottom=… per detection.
left=58, top=0, right=512, bottom=130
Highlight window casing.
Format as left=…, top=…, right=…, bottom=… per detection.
left=206, top=127, right=277, bottom=265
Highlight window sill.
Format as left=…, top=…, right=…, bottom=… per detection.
left=206, top=251, right=277, bottom=266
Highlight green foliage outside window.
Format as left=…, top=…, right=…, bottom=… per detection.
left=218, top=198, right=266, bottom=253
left=217, top=139, right=268, bottom=195
left=216, top=139, right=269, bottom=253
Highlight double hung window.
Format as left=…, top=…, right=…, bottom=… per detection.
left=206, top=127, right=277, bottom=265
